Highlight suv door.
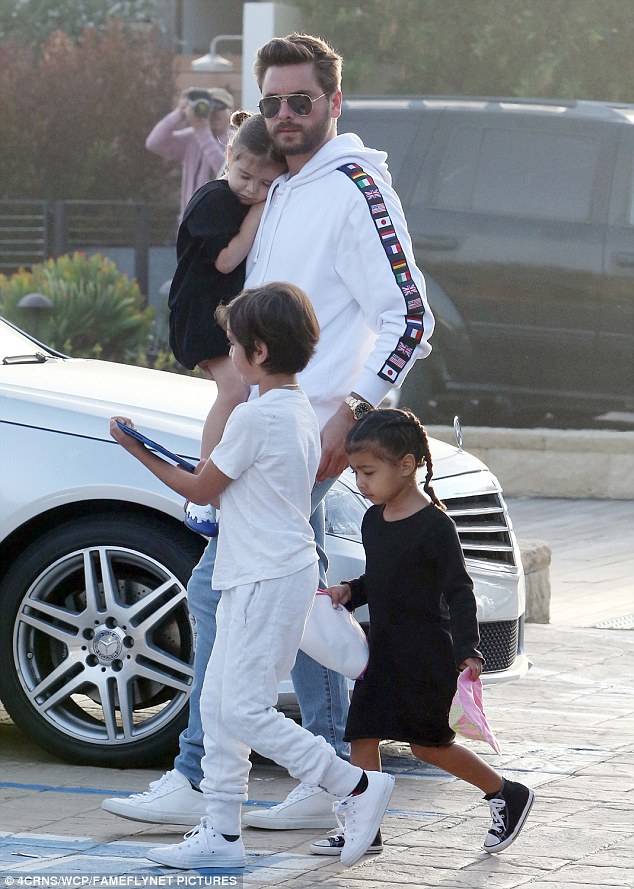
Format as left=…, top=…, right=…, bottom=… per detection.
left=603, top=120, right=634, bottom=408
left=408, top=106, right=615, bottom=409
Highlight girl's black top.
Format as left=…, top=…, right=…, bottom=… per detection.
left=344, top=503, right=483, bottom=746
left=168, top=179, right=249, bottom=369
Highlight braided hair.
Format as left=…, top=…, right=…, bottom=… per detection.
left=345, top=408, right=445, bottom=509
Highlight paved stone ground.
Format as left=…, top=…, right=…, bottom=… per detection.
left=0, top=499, right=633, bottom=888
left=507, top=498, right=634, bottom=628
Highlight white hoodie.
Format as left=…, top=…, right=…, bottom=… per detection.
left=246, top=132, right=434, bottom=429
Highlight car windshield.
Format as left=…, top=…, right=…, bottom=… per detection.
left=0, top=317, right=56, bottom=363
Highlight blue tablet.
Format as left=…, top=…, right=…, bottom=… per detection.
left=116, top=420, right=196, bottom=472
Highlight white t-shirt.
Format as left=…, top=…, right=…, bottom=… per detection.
left=210, top=388, right=320, bottom=590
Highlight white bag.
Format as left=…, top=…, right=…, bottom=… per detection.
left=299, top=591, right=369, bottom=680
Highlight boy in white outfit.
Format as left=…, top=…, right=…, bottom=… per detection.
left=109, top=282, right=394, bottom=870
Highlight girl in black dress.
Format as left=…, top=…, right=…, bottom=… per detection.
left=311, top=409, right=533, bottom=857
left=168, top=112, right=286, bottom=532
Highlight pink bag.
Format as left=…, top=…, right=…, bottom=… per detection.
left=449, top=668, right=501, bottom=754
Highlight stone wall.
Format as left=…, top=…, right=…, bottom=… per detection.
left=428, top=426, right=634, bottom=499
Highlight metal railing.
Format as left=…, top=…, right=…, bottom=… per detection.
left=0, top=200, right=178, bottom=296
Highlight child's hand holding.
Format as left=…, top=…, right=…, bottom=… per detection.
left=326, top=583, right=352, bottom=608
left=110, top=416, right=146, bottom=457
left=458, top=657, right=483, bottom=680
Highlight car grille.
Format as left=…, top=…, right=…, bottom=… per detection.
left=443, top=491, right=517, bottom=569
left=480, top=619, right=519, bottom=672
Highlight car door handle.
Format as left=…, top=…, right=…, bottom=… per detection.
left=416, top=235, right=460, bottom=251
left=612, top=251, right=634, bottom=268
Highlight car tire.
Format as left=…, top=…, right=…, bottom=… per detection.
left=0, top=512, right=204, bottom=767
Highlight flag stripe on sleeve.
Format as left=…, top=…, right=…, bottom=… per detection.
left=338, top=162, right=426, bottom=383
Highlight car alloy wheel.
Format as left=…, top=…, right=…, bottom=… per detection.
left=0, top=514, right=203, bottom=766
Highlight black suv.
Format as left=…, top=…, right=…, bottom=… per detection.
left=340, top=97, right=634, bottom=425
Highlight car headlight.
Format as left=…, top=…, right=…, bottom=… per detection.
left=325, top=479, right=367, bottom=543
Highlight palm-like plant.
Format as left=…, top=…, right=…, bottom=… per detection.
left=0, top=252, right=154, bottom=362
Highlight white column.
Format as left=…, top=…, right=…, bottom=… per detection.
left=241, top=2, right=302, bottom=112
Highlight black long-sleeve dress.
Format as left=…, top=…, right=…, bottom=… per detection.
left=344, top=502, right=483, bottom=746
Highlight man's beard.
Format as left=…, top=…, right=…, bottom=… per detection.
left=271, top=112, right=333, bottom=156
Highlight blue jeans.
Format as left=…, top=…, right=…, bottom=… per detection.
left=174, top=477, right=349, bottom=788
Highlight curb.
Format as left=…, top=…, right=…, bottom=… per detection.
left=519, top=539, right=551, bottom=624
left=428, top=425, right=634, bottom=499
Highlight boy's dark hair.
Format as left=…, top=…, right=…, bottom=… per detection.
left=253, top=32, right=342, bottom=96
left=215, top=282, right=319, bottom=375
left=229, top=110, right=286, bottom=167
left=345, top=408, right=445, bottom=508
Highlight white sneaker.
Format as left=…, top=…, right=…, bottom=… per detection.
left=145, top=817, right=246, bottom=869
left=101, top=769, right=207, bottom=825
left=242, top=782, right=338, bottom=829
left=183, top=501, right=218, bottom=537
left=334, top=771, right=395, bottom=868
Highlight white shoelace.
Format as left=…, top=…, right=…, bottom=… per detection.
left=275, top=782, right=315, bottom=807
left=182, top=816, right=211, bottom=844
left=487, top=797, right=506, bottom=834
left=129, top=771, right=174, bottom=801
left=332, top=796, right=352, bottom=834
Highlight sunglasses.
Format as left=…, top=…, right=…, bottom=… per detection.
left=258, top=93, right=327, bottom=119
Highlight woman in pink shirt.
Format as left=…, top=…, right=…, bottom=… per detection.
left=146, top=87, right=233, bottom=220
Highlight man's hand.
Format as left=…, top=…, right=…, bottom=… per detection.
left=317, top=401, right=356, bottom=482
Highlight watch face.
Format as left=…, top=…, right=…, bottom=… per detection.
left=354, top=402, right=372, bottom=419
left=346, top=396, right=373, bottom=419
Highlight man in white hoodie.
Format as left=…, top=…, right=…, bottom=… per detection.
left=102, top=33, right=433, bottom=850
left=241, top=36, right=434, bottom=839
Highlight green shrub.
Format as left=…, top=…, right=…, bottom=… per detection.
left=0, top=252, right=154, bottom=362
left=135, top=345, right=204, bottom=377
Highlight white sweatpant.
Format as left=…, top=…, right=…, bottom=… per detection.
left=199, top=562, right=361, bottom=834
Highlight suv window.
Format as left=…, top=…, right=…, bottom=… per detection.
left=429, top=125, right=601, bottom=222
left=339, top=105, right=427, bottom=189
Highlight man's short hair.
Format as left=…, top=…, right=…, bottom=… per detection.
left=215, top=282, right=320, bottom=375
left=253, top=32, right=342, bottom=96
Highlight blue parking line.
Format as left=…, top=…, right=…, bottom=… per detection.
left=0, top=780, right=444, bottom=820
left=0, top=781, right=115, bottom=795
left=0, top=834, right=245, bottom=879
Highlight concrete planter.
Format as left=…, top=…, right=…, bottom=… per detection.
left=428, top=426, right=634, bottom=500
left=519, top=539, right=551, bottom=624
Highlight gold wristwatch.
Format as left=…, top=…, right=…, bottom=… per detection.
left=344, top=394, right=373, bottom=420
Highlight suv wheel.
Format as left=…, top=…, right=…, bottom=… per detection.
left=0, top=514, right=203, bottom=767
